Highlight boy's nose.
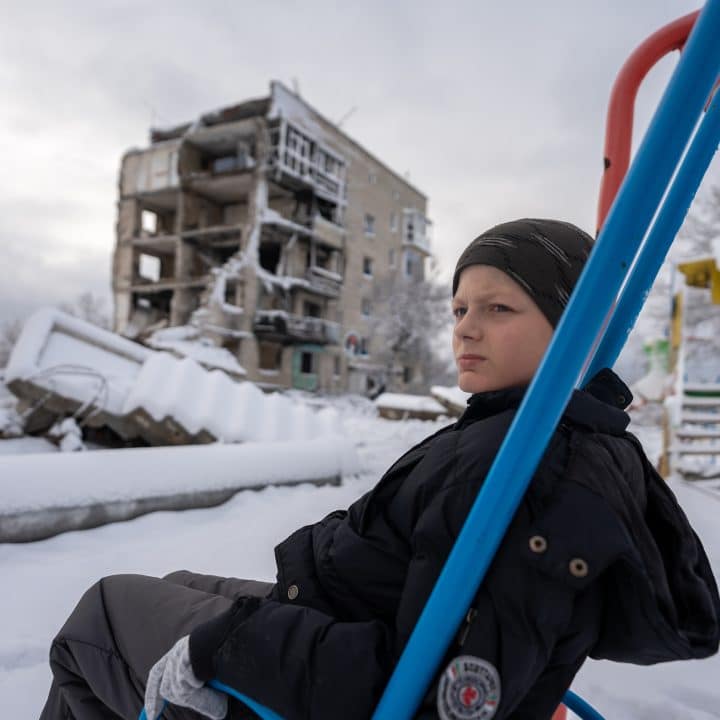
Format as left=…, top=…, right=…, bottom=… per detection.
left=455, top=311, right=483, bottom=341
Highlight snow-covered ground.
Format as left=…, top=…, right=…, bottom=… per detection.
left=1, top=403, right=719, bottom=719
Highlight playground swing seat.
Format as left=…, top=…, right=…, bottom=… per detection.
left=140, top=2, right=720, bottom=718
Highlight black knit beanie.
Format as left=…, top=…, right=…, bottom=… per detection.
left=452, top=218, right=594, bottom=328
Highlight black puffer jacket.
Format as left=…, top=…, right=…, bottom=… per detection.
left=190, top=370, right=719, bottom=720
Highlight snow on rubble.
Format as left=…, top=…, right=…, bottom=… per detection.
left=145, top=325, right=247, bottom=378
left=0, top=308, right=357, bottom=540
left=4, top=307, right=339, bottom=445
left=374, top=391, right=448, bottom=420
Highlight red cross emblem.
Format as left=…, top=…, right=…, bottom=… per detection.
left=460, top=685, right=479, bottom=707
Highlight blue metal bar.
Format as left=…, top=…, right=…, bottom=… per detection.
left=209, top=680, right=284, bottom=720
left=371, top=3, right=720, bottom=719
left=584, top=87, right=720, bottom=380
left=563, top=690, right=607, bottom=720
left=137, top=6, right=720, bottom=720
left=138, top=683, right=283, bottom=720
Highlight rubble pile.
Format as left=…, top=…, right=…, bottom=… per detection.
left=3, top=308, right=337, bottom=448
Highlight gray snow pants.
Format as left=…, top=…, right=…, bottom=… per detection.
left=39, top=571, right=274, bottom=720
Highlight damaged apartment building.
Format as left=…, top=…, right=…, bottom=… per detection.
left=113, top=81, right=432, bottom=395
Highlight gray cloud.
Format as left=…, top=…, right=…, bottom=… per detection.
left=0, top=0, right=709, bottom=326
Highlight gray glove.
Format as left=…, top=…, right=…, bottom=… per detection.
left=144, top=635, right=228, bottom=720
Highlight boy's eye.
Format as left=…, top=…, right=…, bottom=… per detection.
left=452, top=307, right=466, bottom=319
left=489, top=304, right=512, bottom=313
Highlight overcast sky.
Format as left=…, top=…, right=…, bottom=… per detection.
left=1, top=0, right=717, bottom=326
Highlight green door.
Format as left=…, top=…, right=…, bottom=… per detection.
left=292, top=345, right=322, bottom=391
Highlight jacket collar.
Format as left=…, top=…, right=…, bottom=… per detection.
left=456, top=367, right=632, bottom=435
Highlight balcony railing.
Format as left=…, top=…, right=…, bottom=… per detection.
left=305, top=266, right=342, bottom=297
left=312, top=214, right=345, bottom=250
left=269, top=119, right=347, bottom=208
left=402, top=209, right=432, bottom=255
left=253, top=310, right=340, bottom=345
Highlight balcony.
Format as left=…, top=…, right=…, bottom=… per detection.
left=402, top=209, right=432, bottom=255
left=268, top=118, right=347, bottom=208
left=125, top=145, right=180, bottom=196
left=312, top=214, right=345, bottom=251
left=305, top=266, right=342, bottom=298
left=253, top=310, right=340, bottom=345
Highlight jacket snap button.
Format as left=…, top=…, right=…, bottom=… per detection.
left=529, top=535, right=548, bottom=553
left=569, top=558, right=589, bottom=578
left=287, top=584, right=299, bottom=600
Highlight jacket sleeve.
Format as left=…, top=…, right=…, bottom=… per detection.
left=189, top=591, right=395, bottom=720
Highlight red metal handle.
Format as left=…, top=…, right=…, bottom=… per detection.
left=597, top=11, right=700, bottom=233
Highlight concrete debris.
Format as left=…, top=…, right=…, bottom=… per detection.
left=374, top=391, right=448, bottom=421
left=47, top=417, right=86, bottom=452
left=430, top=385, right=470, bottom=416
left=5, top=308, right=341, bottom=447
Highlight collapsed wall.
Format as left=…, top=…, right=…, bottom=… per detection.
left=5, top=308, right=341, bottom=446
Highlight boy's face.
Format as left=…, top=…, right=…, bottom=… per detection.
left=452, top=264, right=554, bottom=393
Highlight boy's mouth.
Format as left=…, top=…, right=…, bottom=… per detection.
left=458, top=354, right=486, bottom=369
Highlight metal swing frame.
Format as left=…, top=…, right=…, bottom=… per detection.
left=141, top=2, right=720, bottom=718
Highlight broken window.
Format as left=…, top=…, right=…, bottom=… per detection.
left=363, top=257, right=373, bottom=277
left=403, top=365, right=413, bottom=384
left=224, top=281, right=237, bottom=305
left=139, top=254, right=161, bottom=282
left=141, top=210, right=158, bottom=235
left=300, top=351, right=315, bottom=374
left=361, top=298, right=372, bottom=317
left=316, top=198, right=339, bottom=224
left=285, top=125, right=313, bottom=176
left=212, top=156, right=238, bottom=174
left=315, top=246, right=332, bottom=270
left=259, top=242, right=282, bottom=273
left=333, top=355, right=341, bottom=376
left=258, top=342, right=283, bottom=371
left=222, top=337, right=242, bottom=356
left=303, top=301, right=322, bottom=318
left=132, top=290, right=172, bottom=315
left=215, top=243, right=241, bottom=264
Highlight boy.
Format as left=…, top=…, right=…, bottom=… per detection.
left=43, top=219, right=719, bottom=720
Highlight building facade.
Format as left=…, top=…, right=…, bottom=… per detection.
left=113, top=81, right=432, bottom=394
